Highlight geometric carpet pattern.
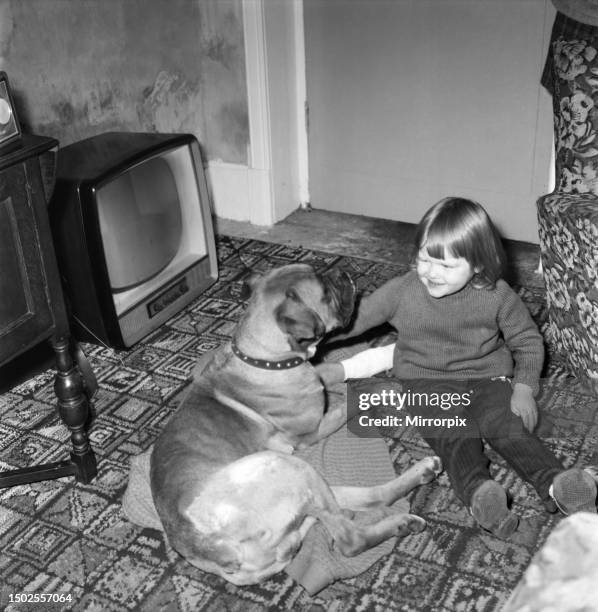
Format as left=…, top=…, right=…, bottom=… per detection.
left=1, top=235, right=598, bottom=611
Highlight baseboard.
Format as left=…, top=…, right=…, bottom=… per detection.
left=206, top=161, right=274, bottom=226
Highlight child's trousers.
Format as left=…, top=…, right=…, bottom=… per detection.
left=401, top=377, right=563, bottom=506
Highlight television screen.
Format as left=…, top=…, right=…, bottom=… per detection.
left=97, top=156, right=182, bottom=293
left=49, top=132, right=218, bottom=349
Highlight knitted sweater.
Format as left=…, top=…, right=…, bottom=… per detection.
left=339, top=271, right=544, bottom=394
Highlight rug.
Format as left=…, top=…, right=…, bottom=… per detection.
left=1, top=235, right=597, bottom=612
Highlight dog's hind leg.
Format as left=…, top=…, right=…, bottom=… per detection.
left=331, top=455, right=442, bottom=510
left=312, top=506, right=426, bottom=556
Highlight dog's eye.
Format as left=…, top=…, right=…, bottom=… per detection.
left=286, top=288, right=300, bottom=301
left=297, top=336, right=317, bottom=346
left=298, top=333, right=323, bottom=347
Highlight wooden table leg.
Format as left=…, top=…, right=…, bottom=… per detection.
left=0, top=336, right=97, bottom=488
left=52, top=336, right=97, bottom=484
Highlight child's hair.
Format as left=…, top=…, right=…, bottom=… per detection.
left=413, top=197, right=506, bottom=288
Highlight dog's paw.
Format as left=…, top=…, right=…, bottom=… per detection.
left=266, top=432, right=294, bottom=454
left=395, top=514, right=426, bottom=537
left=314, top=362, right=345, bottom=388
left=418, top=455, right=443, bottom=483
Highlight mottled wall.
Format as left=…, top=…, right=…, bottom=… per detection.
left=0, top=0, right=249, bottom=164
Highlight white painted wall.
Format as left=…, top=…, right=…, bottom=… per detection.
left=304, top=0, right=556, bottom=243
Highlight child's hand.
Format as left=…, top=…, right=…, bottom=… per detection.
left=314, top=362, right=345, bottom=387
left=510, top=383, right=538, bottom=432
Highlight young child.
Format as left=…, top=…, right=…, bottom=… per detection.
left=317, top=197, right=597, bottom=538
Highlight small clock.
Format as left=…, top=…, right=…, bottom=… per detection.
left=0, top=71, right=22, bottom=152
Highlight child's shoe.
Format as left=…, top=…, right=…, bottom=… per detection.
left=549, top=468, right=597, bottom=515
left=470, top=480, right=519, bottom=538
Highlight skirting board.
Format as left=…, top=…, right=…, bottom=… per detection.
left=206, top=161, right=274, bottom=226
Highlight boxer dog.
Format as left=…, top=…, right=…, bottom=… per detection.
left=150, top=264, right=442, bottom=585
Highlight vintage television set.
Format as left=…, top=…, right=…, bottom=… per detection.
left=49, top=132, right=218, bottom=349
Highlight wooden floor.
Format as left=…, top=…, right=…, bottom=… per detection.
left=216, top=208, right=543, bottom=288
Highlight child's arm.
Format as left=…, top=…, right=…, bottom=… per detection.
left=497, top=283, right=544, bottom=394
left=342, top=343, right=395, bottom=379
left=315, top=343, right=395, bottom=386
left=497, top=283, right=544, bottom=432
left=333, top=275, right=406, bottom=340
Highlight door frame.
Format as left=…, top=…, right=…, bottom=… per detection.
left=241, top=0, right=308, bottom=224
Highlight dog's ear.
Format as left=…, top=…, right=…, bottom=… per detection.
left=275, top=290, right=325, bottom=352
left=320, top=268, right=356, bottom=328
left=240, top=271, right=263, bottom=300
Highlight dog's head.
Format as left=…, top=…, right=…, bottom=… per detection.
left=242, top=264, right=356, bottom=357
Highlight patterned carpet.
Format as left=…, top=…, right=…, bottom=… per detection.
left=1, top=235, right=597, bottom=612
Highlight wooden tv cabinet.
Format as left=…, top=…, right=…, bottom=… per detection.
left=0, top=134, right=97, bottom=488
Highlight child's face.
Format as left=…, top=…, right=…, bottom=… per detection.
left=416, top=248, right=475, bottom=298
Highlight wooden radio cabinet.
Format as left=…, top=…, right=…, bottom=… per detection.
left=0, top=134, right=97, bottom=487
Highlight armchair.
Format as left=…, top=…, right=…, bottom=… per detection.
left=537, top=11, right=598, bottom=390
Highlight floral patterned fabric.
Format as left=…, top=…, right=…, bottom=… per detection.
left=542, top=13, right=598, bottom=194
left=538, top=12, right=598, bottom=389
left=537, top=193, right=598, bottom=386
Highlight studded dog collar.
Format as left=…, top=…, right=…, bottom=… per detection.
left=231, top=338, right=306, bottom=370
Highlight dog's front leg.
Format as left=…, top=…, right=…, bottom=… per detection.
left=296, top=402, right=347, bottom=449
